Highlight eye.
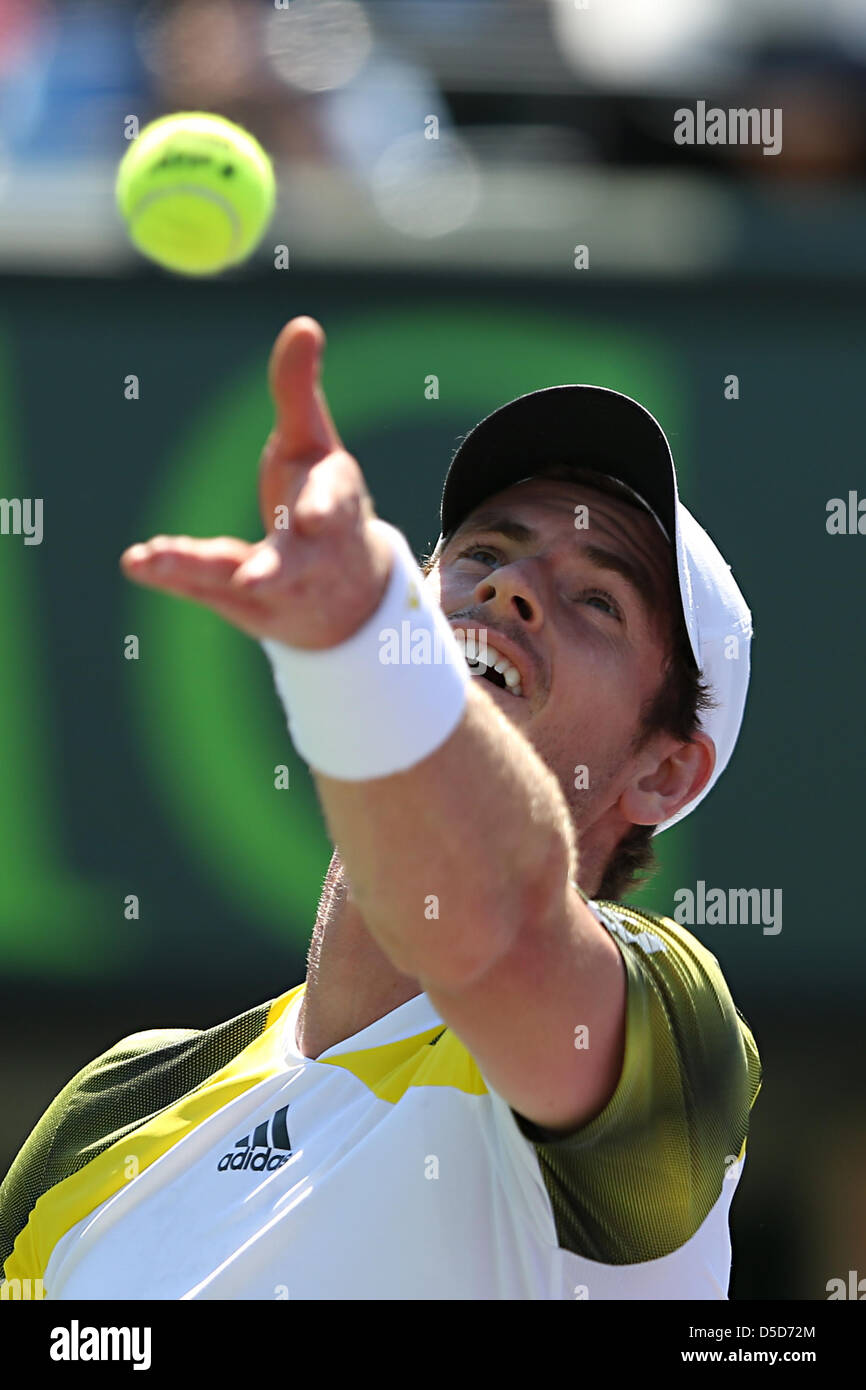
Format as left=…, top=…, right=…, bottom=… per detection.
left=574, top=588, right=622, bottom=620
left=456, top=546, right=623, bottom=621
left=456, top=544, right=502, bottom=566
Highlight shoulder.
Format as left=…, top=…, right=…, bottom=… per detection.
left=509, top=894, right=762, bottom=1264
left=592, top=896, right=762, bottom=1105
left=0, top=996, right=277, bottom=1279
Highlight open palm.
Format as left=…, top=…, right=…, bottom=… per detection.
left=121, top=317, right=392, bottom=651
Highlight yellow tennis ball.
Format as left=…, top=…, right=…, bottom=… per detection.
left=115, top=112, right=276, bottom=276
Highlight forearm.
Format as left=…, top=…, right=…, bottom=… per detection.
left=312, top=678, right=578, bottom=992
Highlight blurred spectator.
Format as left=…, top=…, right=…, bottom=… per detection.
left=0, top=0, right=863, bottom=188
left=738, top=41, right=866, bottom=180
left=0, top=0, right=152, bottom=162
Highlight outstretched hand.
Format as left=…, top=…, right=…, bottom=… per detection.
left=121, top=317, right=393, bottom=650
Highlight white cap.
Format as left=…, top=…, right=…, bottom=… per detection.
left=438, top=385, right=753, bottom=834
left=653, top=494, right=752, bottom=832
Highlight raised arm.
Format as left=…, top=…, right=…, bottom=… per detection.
left=120, top=318, right=626, bottom=1133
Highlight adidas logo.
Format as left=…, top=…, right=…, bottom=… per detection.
left=217, top=1105, right=292, bottom=1173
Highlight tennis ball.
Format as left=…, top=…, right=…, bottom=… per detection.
left=115, top=112, right=276, bottom=276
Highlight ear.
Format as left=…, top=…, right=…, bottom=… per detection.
left=619, top=731, right=716, bottom=828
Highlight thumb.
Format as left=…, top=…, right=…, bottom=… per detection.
left=267, top=316, right=342, bottom=462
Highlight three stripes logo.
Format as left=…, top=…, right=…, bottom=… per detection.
left=217, top=1105, right=292, bottom=1173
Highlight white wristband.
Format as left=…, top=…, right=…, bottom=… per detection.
left=261, top=519, right=471, bottom=780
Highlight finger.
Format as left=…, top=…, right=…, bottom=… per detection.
left=231, top=535, right=283, bottom=588
left=135, top=572, right=274, bottom=638
left=267, top=316, right=342, bottom=462
left=121, top=535, right=279, bottom=637
left=121, top=534, right=253, bottom=592
left=258, top=432, right=354, bottom=541
left=259, top=317, right=344, bottom=533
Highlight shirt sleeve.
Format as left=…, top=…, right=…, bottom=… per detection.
left=1, top=995, right=275, bottom=1283
left=511, top=900, right=762, bottom=1264
left=0, top=1029, right=204, bottom=1283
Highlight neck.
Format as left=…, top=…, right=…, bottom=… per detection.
left=296, top=829, right=613, bottom=1059
left=570, top=833, right=610, bottom=902
left=295, top=850, right=422, bottom=1059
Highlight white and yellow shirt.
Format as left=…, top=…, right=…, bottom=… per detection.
left=0, top=898, right=761, bottom=1300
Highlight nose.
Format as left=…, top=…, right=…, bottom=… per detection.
left=473, top=561, right=545, bottom=632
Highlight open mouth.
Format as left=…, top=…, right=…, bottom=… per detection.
left=452, top=632, right=524, bottom=698
left=468, top=659, right=508, bottom=692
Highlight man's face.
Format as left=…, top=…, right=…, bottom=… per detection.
left=428, top=477, right=679, bottom=835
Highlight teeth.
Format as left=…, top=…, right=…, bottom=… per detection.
left=451, top=632, right=524, bottom=697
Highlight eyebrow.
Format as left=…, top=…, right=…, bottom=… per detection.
left=582, top=545, right=658, bottom=616
left=449, top=514, right=535, bottom=546
left=448, top=515, right=660, bottom=618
